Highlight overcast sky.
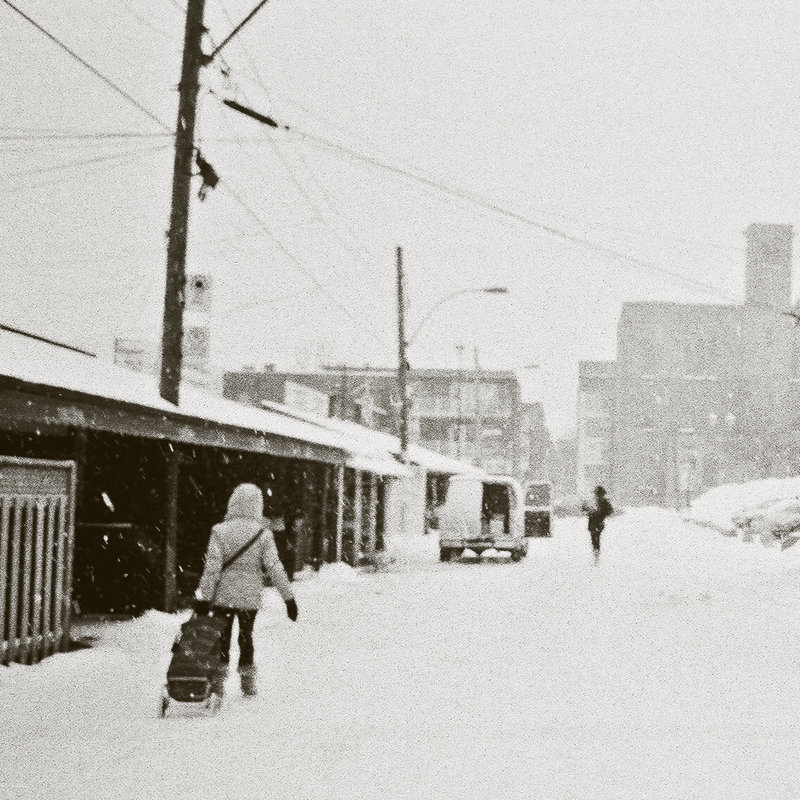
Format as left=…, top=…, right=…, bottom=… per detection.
left=3, top=0, right=799, bottom=436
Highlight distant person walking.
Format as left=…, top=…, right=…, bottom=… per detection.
left=195, top=483, right=298, bottom=697
left=583, top=485, right=614, bottom=564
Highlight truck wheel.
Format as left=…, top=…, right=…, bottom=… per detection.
left=439, top=548, right=451, bottom=562
left=511, top=551, right=524, bottom=562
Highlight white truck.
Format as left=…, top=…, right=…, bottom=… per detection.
left=438, top=474, right=527, bottom=562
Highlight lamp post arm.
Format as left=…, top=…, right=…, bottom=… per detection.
left=408, top=289, right=482, bottom=347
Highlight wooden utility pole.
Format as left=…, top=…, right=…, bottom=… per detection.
left=396, top=246, right=410, bottom=461
left=160, top=0, right=207, bottom=405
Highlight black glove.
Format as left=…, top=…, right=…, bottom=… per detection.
left=285, top=598, right=298, bottom=622
left=194, top=599, right=211, bottom=616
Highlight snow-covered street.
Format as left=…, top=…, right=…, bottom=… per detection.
left=5, top=509, right=800, bottom=800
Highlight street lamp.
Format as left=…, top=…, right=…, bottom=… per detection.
left=395, top=250, right=508, bottom=463
left=407, top=286, right=508, bottom=346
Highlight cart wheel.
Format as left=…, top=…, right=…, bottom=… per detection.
left=160, top=696, right=169, bottom=718
left=511, top=551, right=524, bottom=562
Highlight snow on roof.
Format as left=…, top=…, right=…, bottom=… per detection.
left=0, top=328, right=405, bottom=473
left=261, top=400, right=483, bottom=476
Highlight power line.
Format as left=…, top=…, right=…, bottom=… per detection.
left=0, top=131, right=169, bottom=141
left=217, top=178, right=376, bottom=337
left=207, top=7, right=382, bottom=274
left=216, top=94, right=739, bottom=306
left=115, top=0, right=179, bottom=41
left=6, top=143, right=172, bottom=179
left=293, top=131, right=740, bottom=305
left=1, top=145, right=171, bottom=193
left=1, top=0, right=172, bottom=132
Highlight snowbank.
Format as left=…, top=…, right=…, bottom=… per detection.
left=688, top=476, right=800, bottom=548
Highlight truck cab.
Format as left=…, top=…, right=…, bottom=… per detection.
left=438, top=474, right=527, bottom=562
left=524, top=481, right=553, bottom=537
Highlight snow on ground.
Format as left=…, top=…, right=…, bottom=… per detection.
left=4, top=510, right=800, bottom=799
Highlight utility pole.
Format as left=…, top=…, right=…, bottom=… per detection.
left=160, top=0, right=207, bottom=405
left=396, top=246, right=410, bottom=462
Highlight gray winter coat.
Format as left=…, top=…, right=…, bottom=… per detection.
left=197, top=484, right=295, bottom=610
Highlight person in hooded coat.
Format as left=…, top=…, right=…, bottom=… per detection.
left=583, top=485, right=614, bottom=564
left=196, top=483, right=298, bottom=697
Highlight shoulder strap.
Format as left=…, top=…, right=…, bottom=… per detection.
left=221, top=528, right=265, bottom=572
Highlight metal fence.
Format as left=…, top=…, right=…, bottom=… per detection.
left=1, top=457, right=76, bottom=665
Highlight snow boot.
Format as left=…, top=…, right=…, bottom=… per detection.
left=238, top=665, right=257, bottom=697
left=211, top=664, right=228, bottom=697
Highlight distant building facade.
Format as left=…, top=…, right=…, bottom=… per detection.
left=223, top=366, right=523, bottom=477
left=549, top=437, right=578, bottom=500
left=519, top=401, right=551, bottom=484
left=611, top=223, right=800, bottom=507
left=576, top=361, right=614, bottom=499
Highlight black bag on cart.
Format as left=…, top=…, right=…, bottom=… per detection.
left=160, top=529, right=264, bottom=716
left=164, top=613, right=230, bottom=707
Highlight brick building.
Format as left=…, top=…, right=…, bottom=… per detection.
left=611, top=223, right=800, bottom=507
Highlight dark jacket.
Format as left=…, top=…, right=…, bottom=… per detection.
left=587, top=496, right=613, bottom=532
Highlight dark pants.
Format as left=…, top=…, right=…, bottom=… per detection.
left=213, top=608, right=257, bottom=667
left=589, top=526, right=603, bottom=553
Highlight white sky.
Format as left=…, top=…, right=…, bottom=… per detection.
left=3, top=0, right=799, bottom=436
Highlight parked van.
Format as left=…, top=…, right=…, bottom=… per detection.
left=524, top=481, right=553, bottom=537
left=438, top=474, right=527, bottom=562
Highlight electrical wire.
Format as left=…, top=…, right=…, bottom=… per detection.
left=216, top=178, right=376, bottom=337
left=0, top=131, right=170, bottom=141
left=5, top=143, right=172, bottom=179
left=211, top=2, right=381, bottom=273
left=285, top=127, right=742, bottom=306
left=0, top=144, right=172, bottom=193
left=1, top=0, right=172, bottom=133
left=115, top=0, right=179, bottom=41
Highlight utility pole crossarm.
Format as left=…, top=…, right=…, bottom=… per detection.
left=204, top=0, right=270, bottom=63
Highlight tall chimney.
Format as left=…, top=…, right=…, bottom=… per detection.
left=744, top=223, right=793, bottom=310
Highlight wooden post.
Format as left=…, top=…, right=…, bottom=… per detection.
left=352, top=469, right=363, bottom=565
left=335, top=465, right=345, bottom=562
left=318, top=463, right=331, bottom=565
left=164, top=444, right=180, bottom=612
left=366, top=474, right=378, bottom=563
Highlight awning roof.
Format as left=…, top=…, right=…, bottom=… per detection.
left=0, top=328, right=406, bottom=474
left=261, top=401, right=483, bottom=476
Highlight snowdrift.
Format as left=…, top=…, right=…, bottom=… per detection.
left=688, top=476, right=800, bottom=548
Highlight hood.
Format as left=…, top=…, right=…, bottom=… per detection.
left=225, top=483, right=264, bottom=520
